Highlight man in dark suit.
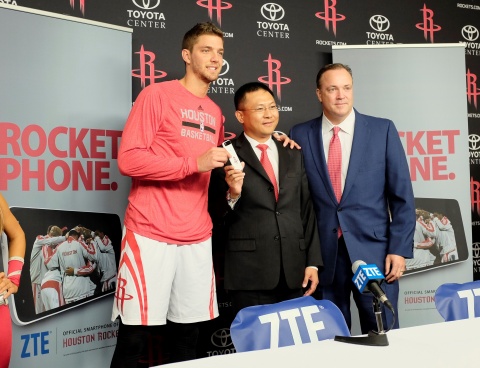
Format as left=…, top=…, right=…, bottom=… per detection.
left=290, top=63, right=415, bottom=333
left=209, top=82, right=323, bottom=315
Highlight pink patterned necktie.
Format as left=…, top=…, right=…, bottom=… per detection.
left=257, top=144, right=279, bottom=201
left=328, top=126, right=342, bottom=237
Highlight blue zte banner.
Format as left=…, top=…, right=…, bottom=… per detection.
left=435, top=281, right=480, bottom=321
left=230, top=296, right=350, bottom=352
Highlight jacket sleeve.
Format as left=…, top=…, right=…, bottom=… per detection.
left=385, top=120, right=415, bottom=258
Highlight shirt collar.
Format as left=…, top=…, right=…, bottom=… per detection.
left=321, top=109, right=355, bottom=136
left=244, top=133, right=275, bottom=149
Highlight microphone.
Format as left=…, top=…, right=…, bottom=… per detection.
left=351, top=260, right=394, bottom=312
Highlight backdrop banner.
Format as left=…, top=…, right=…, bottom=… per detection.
left=0, top=5, right=132, bottom=367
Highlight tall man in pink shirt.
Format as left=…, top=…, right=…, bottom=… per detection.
left=110, top=22, right=295, bottom=367
left=110, top=22, right=229, bottom=367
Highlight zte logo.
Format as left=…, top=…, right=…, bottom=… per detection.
left=261, top=3, right=285, bottom=22
left=133, top=0, right=160, bottom=10
left=457, top=289, right=480, bottom=319
left=20, top=331, right=50, bottom=358
left=259, top=306, right=325, bottom=347
left=352, top=266, right=382, bottom=290
left=369, top=15, right=390, bottom=32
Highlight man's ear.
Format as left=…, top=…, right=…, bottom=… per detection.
left=235, top=110, right=244, bottom=124
left=316, top=88, right=322, bottom=103
left=181, top=49, right=191, bottom=64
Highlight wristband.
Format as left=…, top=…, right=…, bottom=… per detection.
left=8, top=256, right=24, bottom=287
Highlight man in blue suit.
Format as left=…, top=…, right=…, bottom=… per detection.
left=290, top=63, right=415, bottom=333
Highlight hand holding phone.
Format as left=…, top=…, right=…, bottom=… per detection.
left=222, top=140, right=243, bottom=171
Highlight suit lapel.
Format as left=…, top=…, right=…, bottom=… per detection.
left=307, top=116, right=338, bottom=204
left=234, top=133, right=271, bottom=184
left=342, top=110, right=371, bottom=201
left=275, top=139, right=290, bottom=190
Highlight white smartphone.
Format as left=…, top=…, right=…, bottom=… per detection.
left=222, top=140, right=243, bottom=170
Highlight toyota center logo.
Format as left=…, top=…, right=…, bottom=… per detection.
left=219, top=59, right=230, bottom=76
left=462, top=25, right=479, bottom=41
left=369, top=15, right=390, bottom=32
left=469, top=134, right=480, bottom=150
left=473, top=242, right=480, bottom=259
left=261, top=3, right=285, bottom=21
left=133, top=0, right=160, bottom=10
left=211, top=328, right=233, bottom=348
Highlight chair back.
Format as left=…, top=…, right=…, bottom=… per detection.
left=230, top=296, right=350, bottom=352
left=435, top=280, right=480, bottom=321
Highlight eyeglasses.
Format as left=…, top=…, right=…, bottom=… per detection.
left=239, top=105, right=280, bottom=114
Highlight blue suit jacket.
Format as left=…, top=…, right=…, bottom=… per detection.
left=290, top=109, right=415, bottom=286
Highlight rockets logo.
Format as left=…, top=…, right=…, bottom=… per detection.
left=196, top=0, right=232, bottom=26
left=472, top=177, right=480, bottom=216
left=258, top=54, right=291, bottom=100
left=415, top=4, right=441, bottom=43
left=315, top=0, right=346, bottom=36
left=70, top=0, right=86, bottom=16
left=115, top=230, right=148, bottom=324
left=132, top=45, right=167, bottom=88
left=467, top=69, right=480, bottom=109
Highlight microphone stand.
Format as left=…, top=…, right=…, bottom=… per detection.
left=334, top=298, right=390, bottom=347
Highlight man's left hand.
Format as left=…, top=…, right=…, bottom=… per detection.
left=273, top=131, right=301, bottom=149
left=384, top=254, right=406, bottom=283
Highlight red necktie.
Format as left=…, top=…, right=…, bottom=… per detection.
left=257, top=144, right=279, bottom=201
left=327, top=126, right=342, bottom=237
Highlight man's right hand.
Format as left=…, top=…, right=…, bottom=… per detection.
left=197, top=147, right=229, bottom=173
left=224, top=163, right=245, bottom=196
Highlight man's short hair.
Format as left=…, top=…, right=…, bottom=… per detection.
left=49, top=226, right=62, bottom=237
left=182, top=22, right=223, bottom=52
left=234, top=82, right=275, bottom=110
left=68, top=229, right=80, bottom=238
left=316, top=63, right=353, bottom=89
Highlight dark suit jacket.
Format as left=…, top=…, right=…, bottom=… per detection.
left=290, top=109, right=415, bottom=286
left=209, top=133, right=322, bottom=291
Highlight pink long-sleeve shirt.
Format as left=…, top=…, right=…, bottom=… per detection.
left=119, top=80, right=224, bottom=244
